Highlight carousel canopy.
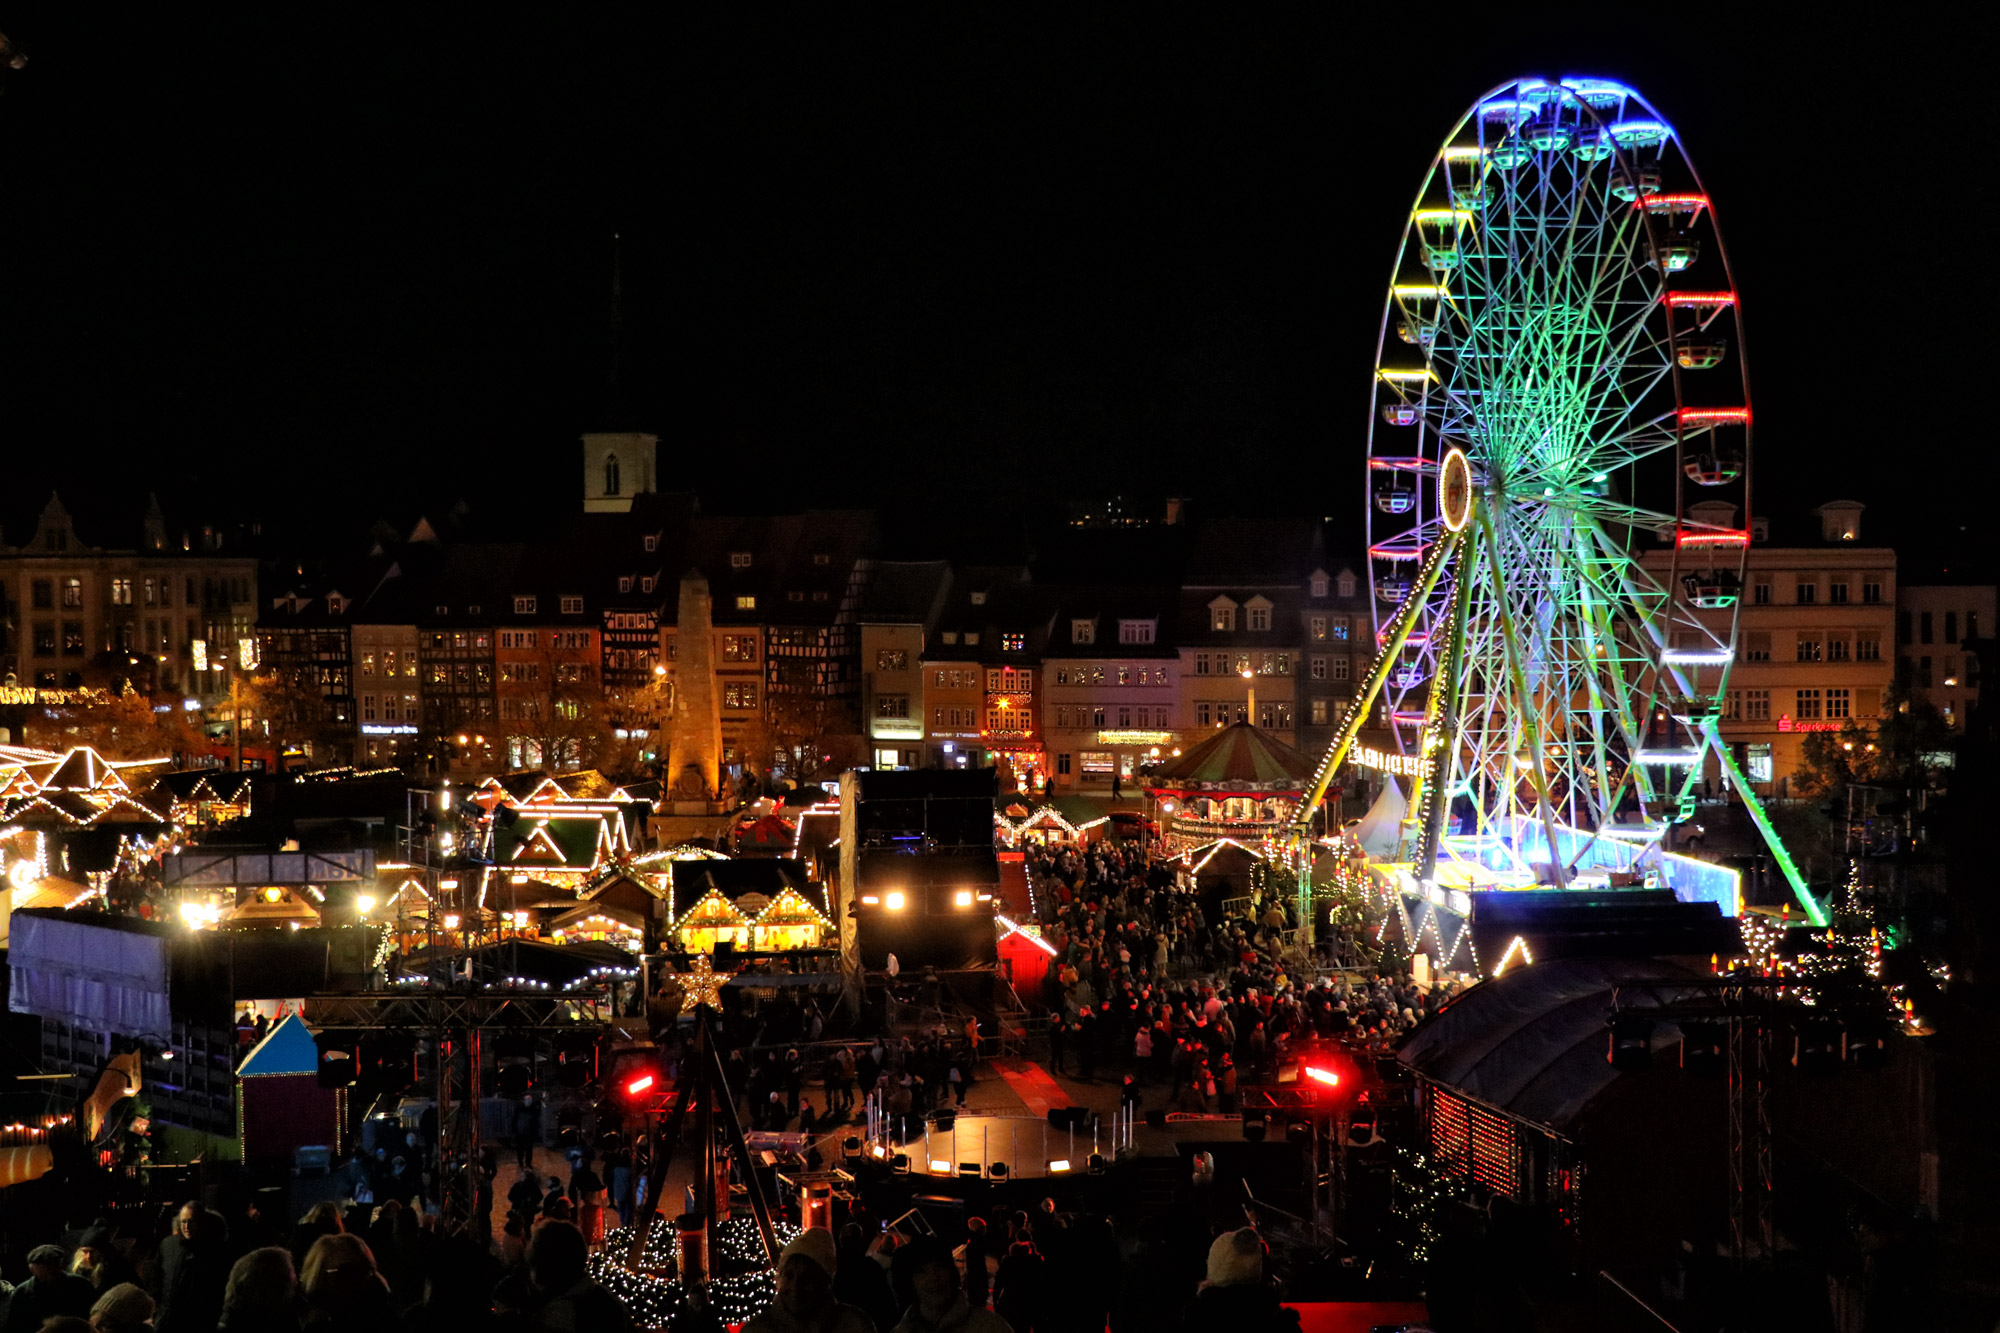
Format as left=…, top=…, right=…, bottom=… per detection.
left=1145, top=722, right=1312, bottom=799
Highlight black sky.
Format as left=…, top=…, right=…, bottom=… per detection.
left=0, top=10, right=1984, bottom=576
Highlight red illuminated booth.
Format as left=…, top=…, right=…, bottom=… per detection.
left=236, top=1012, right=341, bottom=1167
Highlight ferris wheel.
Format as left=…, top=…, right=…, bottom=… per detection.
left=1295, top=76, right=1807, bottom=898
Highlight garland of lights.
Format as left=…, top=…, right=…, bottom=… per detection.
left=1390, top=1146, right=1461, bottom=1266
left=589, top=1216, right=800, bottom=1329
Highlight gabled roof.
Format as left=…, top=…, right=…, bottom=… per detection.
left=238, top=1012, right=319, bottom=1078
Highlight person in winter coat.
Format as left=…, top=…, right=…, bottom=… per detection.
left=743, top=1228, right=873, bottom=1333
left=526, top=1221, right=633, bottom=1332
left=1192, top=1228, right=1299, bottom=1333
left=992, top=1240, right=1046, bottom=1333
left=891, top=1237, right=1011, bottom=1333
left=155, top=1201, right=231, bottom=1333
left=2, top=1245, right=94, bottom=1333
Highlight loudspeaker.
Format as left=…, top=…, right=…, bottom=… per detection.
left=890, top=1153, right=910, bottom=1175
left=1241, top=1114, right=1267, bottom=1142
left=1285, top=1122, right=1311, bottom=1146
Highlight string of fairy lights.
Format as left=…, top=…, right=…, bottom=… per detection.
left=589, top=1216, right=801, bottom=1330
left=1727, top=861, right=1931, bottom=1032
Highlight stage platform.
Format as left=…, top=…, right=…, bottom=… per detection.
left=879, top=1113, right=1095, bottom=1180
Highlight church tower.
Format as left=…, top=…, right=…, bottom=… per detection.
left=581, top=233, right=657, bottom=513
left=582, top=431, right=658, bottom=513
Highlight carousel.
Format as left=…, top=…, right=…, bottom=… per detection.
left=1144, top=721, right=1313, bottom=853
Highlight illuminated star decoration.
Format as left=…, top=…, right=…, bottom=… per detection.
left=669, top=953, right=730, bottom=1010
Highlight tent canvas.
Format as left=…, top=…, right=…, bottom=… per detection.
left=1350, top=778, right=1408, bottom=860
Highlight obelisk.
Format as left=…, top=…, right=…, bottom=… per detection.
left=669, top=571, right=724, bottom=812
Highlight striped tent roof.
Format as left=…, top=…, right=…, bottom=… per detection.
left=1144, top=721, right=1312, bottom=797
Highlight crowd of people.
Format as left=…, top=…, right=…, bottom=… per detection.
left=1022, top=836, right=1458, bottom=1110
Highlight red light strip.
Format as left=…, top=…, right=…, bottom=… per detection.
left=1637, top=192, right=1709, bottom=214
left=1677, top=407, right=1750, bottom=425
left=625, top=1074, right=655, bottom=1095
left=1665, top=292, right=1736, bottom=308
left=1675, top=529, right=1751, bottom=548
left=1304, top=1066, right=1341, bottom=1087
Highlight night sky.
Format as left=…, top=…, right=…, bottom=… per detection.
left=0, top=11, right=1981, bottom=576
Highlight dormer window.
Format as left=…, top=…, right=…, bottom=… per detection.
left=328, top=595, right=347, bottom=614
left=1072, top=619, right=1096, bottom=645
left=813, top=553, right=831, bottom=566
left=942, top=631, right=959, bottom=644
left=970, top=591, right=987, bottom=605
left=604, top=453, right=621, bottom=496
left=643, top=534, right=658, bottom=552
left=514, top=595, right=537, bottom=615
left=736, top=595, right=756, bottom=610
left=1002, top=633, right=1026, bottom=653
left=1337, top=571, right=1356, bottom=598
left=1118, top=619, right=1155, bottom=645
left=964, top=631, right=980, bottom=645
left=617, top=576, right=634, bottom=593
left=1245, top=597, right=1273, bottom=632
left=435, top=605, right=449, bottom=615
left=641, top=576, right=656, bottom=594
left=731, top=552, right=753, bottom=569
left=1310, top=572, right=1330, bottom=598
left=561, top=595, right=583, bottom=614
left=1210, top=598, right=1237, bottom=632
left=467, top=605, right=482, bottom=616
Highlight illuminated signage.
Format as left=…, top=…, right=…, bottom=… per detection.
left=870, top=721, right=925, bottom=741
left=1350, top=744, right=1433, bottom=779
left=360, top=724, right=419, bottom=736
left=0, top=685, right=110, bottom=707
left=1095, top=730, right=1174, bottom=746
left=1775, top=715, right=1842, bottom=734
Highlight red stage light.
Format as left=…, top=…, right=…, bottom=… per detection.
left=625, top=1074, right=655, bottom=1096
left=1304, top=1066, right=1340, bottom=1087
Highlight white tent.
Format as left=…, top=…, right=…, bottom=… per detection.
left=1350, top=777, right=1408, bottom=860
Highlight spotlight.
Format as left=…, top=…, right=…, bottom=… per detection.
left=988, top=1162, right=1008, bottom=1179
left=885, top=892, right=907, bottom=911
left=1047, top=1159, right=1072, bottom=1173
left=890, top=1153, right=910, bottom=1174
left=1087, top=1153, right=1107, bottom=1176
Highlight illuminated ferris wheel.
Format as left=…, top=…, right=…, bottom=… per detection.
left=1297, top=76, right=1786, bottom=890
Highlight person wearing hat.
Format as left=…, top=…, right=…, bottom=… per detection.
left=1, top=1244, right=94, bottom=1332
left=892, top=1236, right=1011, bottom=1333
left=86, top=1283, right=155, bottom=1333
left=71, top=1225, right=137, bottom=1294
left=744, top=1227, right=874, bottom=1333
left=1193, top=1228, right=1298, bottom=1331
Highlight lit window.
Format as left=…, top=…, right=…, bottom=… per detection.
left=561, top=595, right=583, bottom=614
left=514, top=595, right=536, bottom=614
left=731, top=552, right=752, bottom=568
left=1072, top=619, right=1095, bottom=645
left=736, top=595, right=756, bottom=610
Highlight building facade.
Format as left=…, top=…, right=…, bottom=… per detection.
left=1, top=494, right=257, bottom=702
left=1643, top=501, right=1896, bottom=795
left=1042, top=593, right=1181, bottom=793
left=1897, top=584, right=1993, bottom=732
